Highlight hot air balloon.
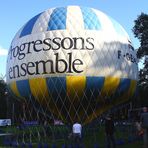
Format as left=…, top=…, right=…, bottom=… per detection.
left=6, top=6, right=138, bottom=124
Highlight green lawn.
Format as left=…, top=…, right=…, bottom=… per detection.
left=0, top=124, right=143, bottom=147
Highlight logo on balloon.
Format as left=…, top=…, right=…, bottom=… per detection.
left=8, top=37, right=94, bottom=79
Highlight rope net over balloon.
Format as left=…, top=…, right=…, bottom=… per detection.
left=8, top=75, right=137, bottom=146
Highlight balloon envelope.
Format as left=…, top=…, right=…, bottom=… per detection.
left=6, top=6, right=138, bottom=123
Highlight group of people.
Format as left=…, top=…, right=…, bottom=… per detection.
left=71, top=106, right=148, bottom=148
left=71, top=115, right=116, bottom=148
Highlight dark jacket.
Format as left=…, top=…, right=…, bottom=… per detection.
left=105, top=118, right=115, bottom=134
left=141, top=112, right=148, bottom=128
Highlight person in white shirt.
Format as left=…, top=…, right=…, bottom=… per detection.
left=72, top=122, right=82, bottom=145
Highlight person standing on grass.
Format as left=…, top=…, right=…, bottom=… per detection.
left=72, top=121, right=82, bottom=147
left=105, top=114, right=116, bottom=148
left=141, top=107, right=148, bottom=148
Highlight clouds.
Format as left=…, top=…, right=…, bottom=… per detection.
left=0, top=46, right=8, bottom=56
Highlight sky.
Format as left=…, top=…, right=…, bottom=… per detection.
left=0, top=0, right=148, bottom=78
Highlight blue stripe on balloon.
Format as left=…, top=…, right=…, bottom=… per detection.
left=46, top=77, right=66, bottom=101
left=85, top=77, right=105, bottom=99
left=16, top=80, right=31, bottom=98
left=81, top=7, right=101, bottom=30
left=109, top=16, right=126, bottom=36
left=133, top=82, right=138, bottom=97
left=20, top=13, right=42, bottom=38
left=118, top=78, right=130, bottom=94
left=29, top=95, right=51, bottom=116
left=47, top=7, right=67, bottom=30
left=113, top=78, right=131, bottom=98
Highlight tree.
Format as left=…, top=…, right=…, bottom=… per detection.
left=0, top=76, right=7, bottom=118
left=133, top=13, right=148, bottom=106
left=0, top=76, right=23, bottom=121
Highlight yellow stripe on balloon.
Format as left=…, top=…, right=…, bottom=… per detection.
left=29, top=77, right=48, bottom=102
left=84, top=79, right=137, bottom=124
left=66, top=76, right=86, bottom=122
left=66, top=76, right=86, bottom=101
left=29, top=77, right=65, bottom=121
left=127, top=80, right=137, bottom=99
left=101, top=76, right=120, bottom=96
left=9, top=81, right=22, bottom=98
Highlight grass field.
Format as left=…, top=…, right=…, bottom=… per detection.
left=0, top=123, right=143, bottom=147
